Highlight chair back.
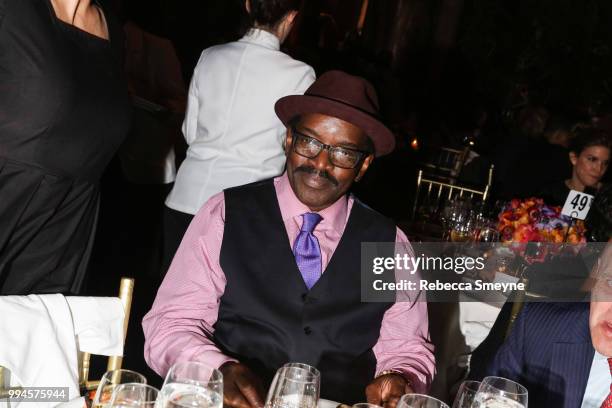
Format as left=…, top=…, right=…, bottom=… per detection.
left=420, top=146, right=471, bottom=183
left=0, top=277, right=134, bottom=398
left=411, top=165, right=494, bottom=220
left=80, top=277, right=134, bottom=391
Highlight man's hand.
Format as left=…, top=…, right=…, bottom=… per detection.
left=220, top=362, right=266, bottom=408
left=365, top=373, right=413, bottom=408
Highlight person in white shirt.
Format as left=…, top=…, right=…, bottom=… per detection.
left=162, top=0, right=316, bottom=270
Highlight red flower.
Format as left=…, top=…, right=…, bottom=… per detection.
left=513, top=224, right=541, bottom=242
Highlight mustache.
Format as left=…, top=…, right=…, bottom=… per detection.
left=295, top=166, right=339, bottom=186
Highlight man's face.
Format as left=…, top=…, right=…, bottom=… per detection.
left=285, top=113, right=374, bottom=211
left=590, top=244, right=612, bottom=356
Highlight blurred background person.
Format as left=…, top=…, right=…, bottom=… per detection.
left=0, top=0, right=130, bottom=294
left=586, top=183, right=612, bottom=242
left=539, top=126, right=611, bottom=206
left=162, top=0, right=316, bottom=271
left=118, top=10, right=187, bottom=279
left=488, top=104, right=550, bottom=200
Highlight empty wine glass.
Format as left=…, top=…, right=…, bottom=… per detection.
left=451, top=380, right=480, bottom=408
left=108, top=383, right=159, bottom=408
left=92, top=369, right=147, bottom=408
left=473, top=376, right=528, bottom=408
left=159, top=361, right=223, bottom=408
left=397, top=394, right=449, bottom=408
left=265, top=363, right=320, bottom=408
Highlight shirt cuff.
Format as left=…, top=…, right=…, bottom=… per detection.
left=195, top=349, right=239, bottom=370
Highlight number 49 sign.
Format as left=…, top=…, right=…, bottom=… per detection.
left=561, top=190, right=594, bottom=220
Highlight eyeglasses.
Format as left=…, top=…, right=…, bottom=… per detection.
left=291, top=127, right=371, bottom=169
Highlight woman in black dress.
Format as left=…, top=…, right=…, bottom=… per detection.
left=0, top=0, right=130, bottom=294
left=539, top=127, right=611, bottom=207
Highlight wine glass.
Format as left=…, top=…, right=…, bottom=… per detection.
left=450, top=211, right=476, bottom=243
left=451, top=380, right=480, bottom=408
left=441, top=200, right=469, bottom=240
left=159, top=362, right=223, bottom=408
left=397, top=394, right=449, bottom=408
left=92, top=369, right=147, bottom=408
left=473, top=376, right=528, bottom=408
left=265, top=363, right=320, bottom=408
left=476, top=225, right=500, bottom=243
left=108, top=383, right=159, bottom=408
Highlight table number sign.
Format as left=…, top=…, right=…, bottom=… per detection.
left=561, top=190, right=594, bottom=220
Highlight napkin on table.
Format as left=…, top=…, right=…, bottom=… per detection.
left=0, top=294, right=80, bottom=408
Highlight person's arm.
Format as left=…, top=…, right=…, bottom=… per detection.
left=181, top=52, right=207, bottom=145
left=142, top=192, right=234, bottom=376
left=367, top=229, right=435, bottom=407
left=143, top=193, right=265, bottom=408
left=152, top=37, right=187, bottom=114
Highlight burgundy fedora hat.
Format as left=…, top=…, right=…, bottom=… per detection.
left=275, top=70, right=395, bottom=156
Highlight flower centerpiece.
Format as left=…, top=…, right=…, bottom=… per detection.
left=496, top=198, right=587, bottom=269
left=497, top=198, right=587, bottom=244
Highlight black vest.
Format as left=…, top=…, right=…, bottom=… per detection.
left=215, top=179, right=396, bottom=403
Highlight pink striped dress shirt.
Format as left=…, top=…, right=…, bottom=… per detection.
left=143, top=173, right=435, bottom=392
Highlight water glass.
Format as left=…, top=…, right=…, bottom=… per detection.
left=451, top=381, right=480, bottom=408
left=265, top=363, right=320, bottom=408
left=473, top=376, right=528, bottom=408
left=92, top=369, right=147, bottom=408
left=108, top=383, right=159, bottom=408
left=159, top=361, right=223, bottom=408
left=397, top=394, right=449, bottom=408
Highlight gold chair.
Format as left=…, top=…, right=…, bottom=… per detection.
left=505, top=277, right=548, bottom=339
left=411, top=164, right=495, bottom=220
left=420, top=146, right=472, bottom=183
left=80, top=277, right=134, bottom=392
left=0, top=277, right=134, bottom=398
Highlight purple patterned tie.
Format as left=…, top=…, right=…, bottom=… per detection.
left=293, top=213, right=323, bottom=290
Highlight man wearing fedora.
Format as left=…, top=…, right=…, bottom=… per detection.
left=143, top=71, right=434, bottom=407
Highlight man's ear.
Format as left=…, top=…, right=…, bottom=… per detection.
left=354, top=154, right=374, bottom=182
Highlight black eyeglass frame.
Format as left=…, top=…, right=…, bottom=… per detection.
left=290, top=127, right=372, bottom=169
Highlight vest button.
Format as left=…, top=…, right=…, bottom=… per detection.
left=301, top=293, right=308, bottom=302
left=303, top=326, right=312, bottom=335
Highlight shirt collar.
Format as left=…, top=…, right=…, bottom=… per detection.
left=595, top=350, right=608, bottom=361
left=275, top=172, right=348, bottom=234
left=239, top=28, right=280, bottom=51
